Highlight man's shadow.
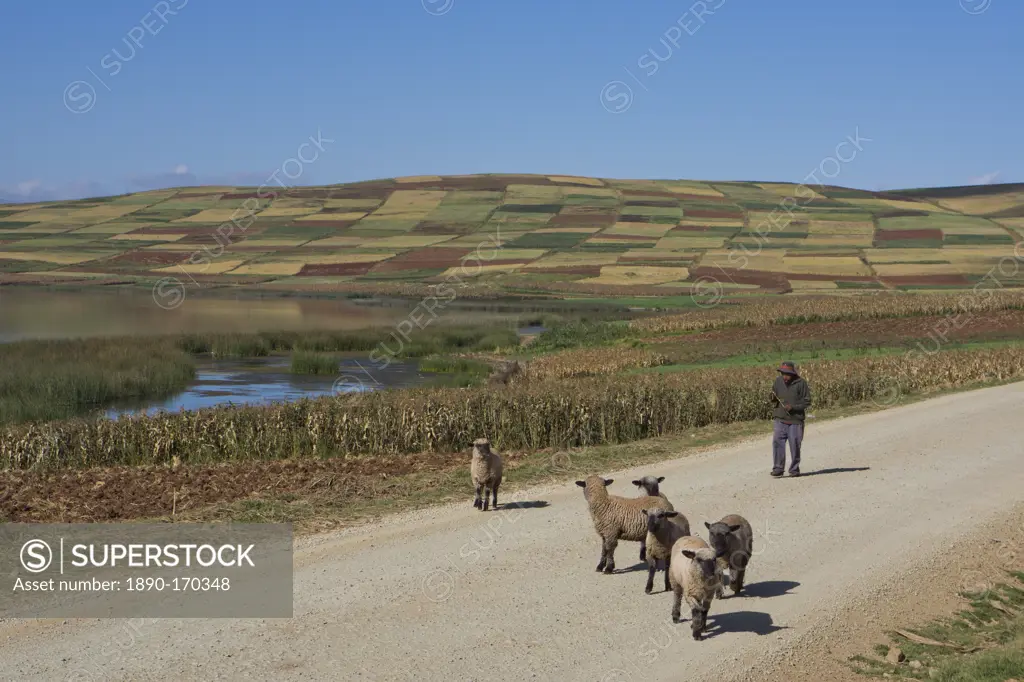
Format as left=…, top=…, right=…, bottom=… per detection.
left=703, top=611, right=789, bottom=637
left=796, top=467, right=870, bottom=477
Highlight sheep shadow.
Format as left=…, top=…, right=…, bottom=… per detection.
left=499, top=500, right=550, bottom=510
left=736, top=580, right=799, bottom=598
left=796, top=467, right=870, bottom=477
left=610, top=561, right=649, bottom=574
left=703, top=611, right=788, bottom=638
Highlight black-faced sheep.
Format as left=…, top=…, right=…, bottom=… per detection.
left=668, top=535, right=724, bottom=640
left=631, top=475, right=674, bottom=562
left=575, top=475, right=672, bottom=574
left=704, top=514, right=753, bottom=595
left=641, top=508, right=691, bottom=594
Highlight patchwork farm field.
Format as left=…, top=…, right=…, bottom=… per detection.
left=3, top=174, right=1024, bottom=295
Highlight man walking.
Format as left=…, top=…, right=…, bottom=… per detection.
left=770, top=361, right=811, bottom=478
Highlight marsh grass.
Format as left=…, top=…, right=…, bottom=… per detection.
left=289, top=351, right=338, bottom=375
left=0, top=338, right=195, bottom=425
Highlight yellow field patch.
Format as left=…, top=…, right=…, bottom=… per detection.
left=17, top=270, right=111, bottom=279
left=0, top=251, right=101, bottom=264
left=373, top=190, right=447, bottom=214
left=788, top=279, right=839, bottom=290
left=294, top=211, right=367, bottom=222
left=756, top=183, right=828, bottom=201
left=938, top=224, right=1008, bottom=236
left=603, top=222, right=676, bottom=238
left=62, top=204, right=143, bottom=222
left=618, top=249, right=696, bottom=261
left=863, top=247, right=1011, bottom=263
left=361, top=235, right=457, bottom=248
left=578, top=265, right=690, bottom=286
left=109, top=232, right=187, bottom=242
left=322, top=198, right=382, bottom=210
left=780, top=256, right=872, bottom=276
left=534, top=227, right=603, bottom=234
left=174, top=209, right=259, bottom=223
left=658, top=182, right=724, bottom=197
left=933, top=192, right=1024, bottom=216
left=677, top=218, right=744, bottom=228
left=258, top=206, right=323, bottom=217
left=0, top=209, right=79, bottom=222
left=441, top=262, right=524, bottom=278
left=155, top=260, right=247, bottom=274
left=143, top=243, right=222, bottom=252
left=522, top=253, right=620, bottom=268
left=656, top=236, right=730, bottom=249
left=395, top=175, right=443, bottom=183
left=806, top=220, right=875, bottom=234
left=303, top=236, right=366, bottom=248
left=226, top=262, right=305, bottom=276
left=839, top=197, right=954, bottom=214
left=547, top=176, right=605, bottom=187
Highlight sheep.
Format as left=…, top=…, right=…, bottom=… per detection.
left=640, top=508, right=691, bottom=594
left=575, top=475, right=673, bottom=574
left=470, top=438, right=503, bottom=511
left=631, top=475, right=675, bottom=562
left=704, top=514, right=753, bottom=596
left=668, top=535, right=724, bottom=640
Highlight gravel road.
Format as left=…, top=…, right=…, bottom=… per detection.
left=2, top=382, right=1024, bottom=682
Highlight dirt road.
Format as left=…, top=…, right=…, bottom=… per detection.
left=3, top=382, right=1024, bottom=682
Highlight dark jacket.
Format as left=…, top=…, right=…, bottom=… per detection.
left=771, top=375, right=811, bottom=424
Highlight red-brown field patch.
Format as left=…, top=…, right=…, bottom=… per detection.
left=549, top=212, right=618, bottom=228
left=785, top=273, right=876, bottom=282
left=298, top=262, right=378, bottom=276
left=875, top=228, right=943, bottom=241
left=101, top=251, right=190, bottom=267
left=593, top=233, right=659, bottom=241
left=620, top=189, right=680, bottom=199
left=686, top=267, right=789, bottom=290
left=684, top=208, right=745, bottom=219
left=369, top=247, right=474, bottom=273
left=523, top=265, right=603, bottom=276
left=285, top=219, right=360, bottom=229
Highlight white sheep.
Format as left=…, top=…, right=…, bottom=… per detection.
left=668, top=535, right=724, bottom=640
left=641, top=508, right=691, bottom=594
left=470, top=438, right=503, bottom=511
left=575, top=475, right=673, bottom=574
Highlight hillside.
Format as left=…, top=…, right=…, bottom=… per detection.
left=1, top=174, right=1023, bottom=297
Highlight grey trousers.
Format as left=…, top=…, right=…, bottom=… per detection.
left=772, top=419, right=803, bottom=473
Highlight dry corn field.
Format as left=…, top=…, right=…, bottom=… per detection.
left=521, top=347, right=670, bottom=379
left=5, top=345, right=1024, bottom=471
left=630, top=290, right=1024, bottom=334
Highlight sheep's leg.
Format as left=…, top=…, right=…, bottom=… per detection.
left=639, top=540, right=646, bottom=562
left=663, top=560, right=671, bottom=593
left=690, top=608, right=704, bottom=640
left=481, top=486, right=490, bottom=511
left=602, top=537, right=617, bottom=574
left=473, top=485, right=483, bottom=509
left=596, top=540, right=608, bottom=572
left=491, top=482, right=499, bottom=510
left=731, top=567, right=745, bottom=595
left=671, top=587, right=683, bottom=623
left=644, top=562, right=656, bottom=594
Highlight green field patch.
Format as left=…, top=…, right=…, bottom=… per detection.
left=495, top=204, right=563, bottom=214
left=873, top=238, right=945, bottom=249
left=878, top=214, right=992, bottom=231
left=0, top=259, right=63, bottom=273
left=349, top=217, right=421, bottom=232
left=357, top=266, right=448, bottom=281
left=619, top=205, right=683, bottom=220
left=504, top=232, right=589, bottom=249
left=6, top=236, right=103, bottom=248
left=0, top=221, right=43, bottom=229
left=581, top=242, right=649, bottom=251
left=944, top=232, right=1014, bottom=245
left=504, top=184, right=565, bottom=203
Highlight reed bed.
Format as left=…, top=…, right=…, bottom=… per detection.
left=5, top=345, right=1024, bottom=470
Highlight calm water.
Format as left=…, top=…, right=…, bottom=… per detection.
left=103, top=356, right=428, bottom=419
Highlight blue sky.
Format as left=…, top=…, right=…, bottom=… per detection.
left=2, top=0, right=1020, bottom=202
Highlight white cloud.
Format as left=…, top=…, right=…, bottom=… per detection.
left=967, top=171, right=1001, bottom=185
left=173, top=164, right=189, bottom=175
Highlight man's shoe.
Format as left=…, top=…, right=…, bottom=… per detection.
left=770, top=470, right=783, bottom=478
left=788, top=470, right=801, bottom=477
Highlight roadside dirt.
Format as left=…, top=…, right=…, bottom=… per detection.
left=0, top=382, right=1022, bottom=681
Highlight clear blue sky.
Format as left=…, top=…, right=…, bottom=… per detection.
left=2, top=0, right=1021, bottom=202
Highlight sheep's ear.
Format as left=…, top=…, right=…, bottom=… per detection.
left=728, top=524, right=743, bottom=533
left=657, top=476, right=665, bottom=483
left=665, top=511, right=678, bottom=518
left=603, top=478, right=613, bottom=486
left=575, top=480, right=586, bottom=488
left=704, top=521, right=712, bottom=529
left=631, top=479, right=641, bottom=486
left=681, top=550, right=696, bottom=559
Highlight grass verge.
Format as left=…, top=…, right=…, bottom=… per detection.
left=849, top=571, right=1024, bottom=681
